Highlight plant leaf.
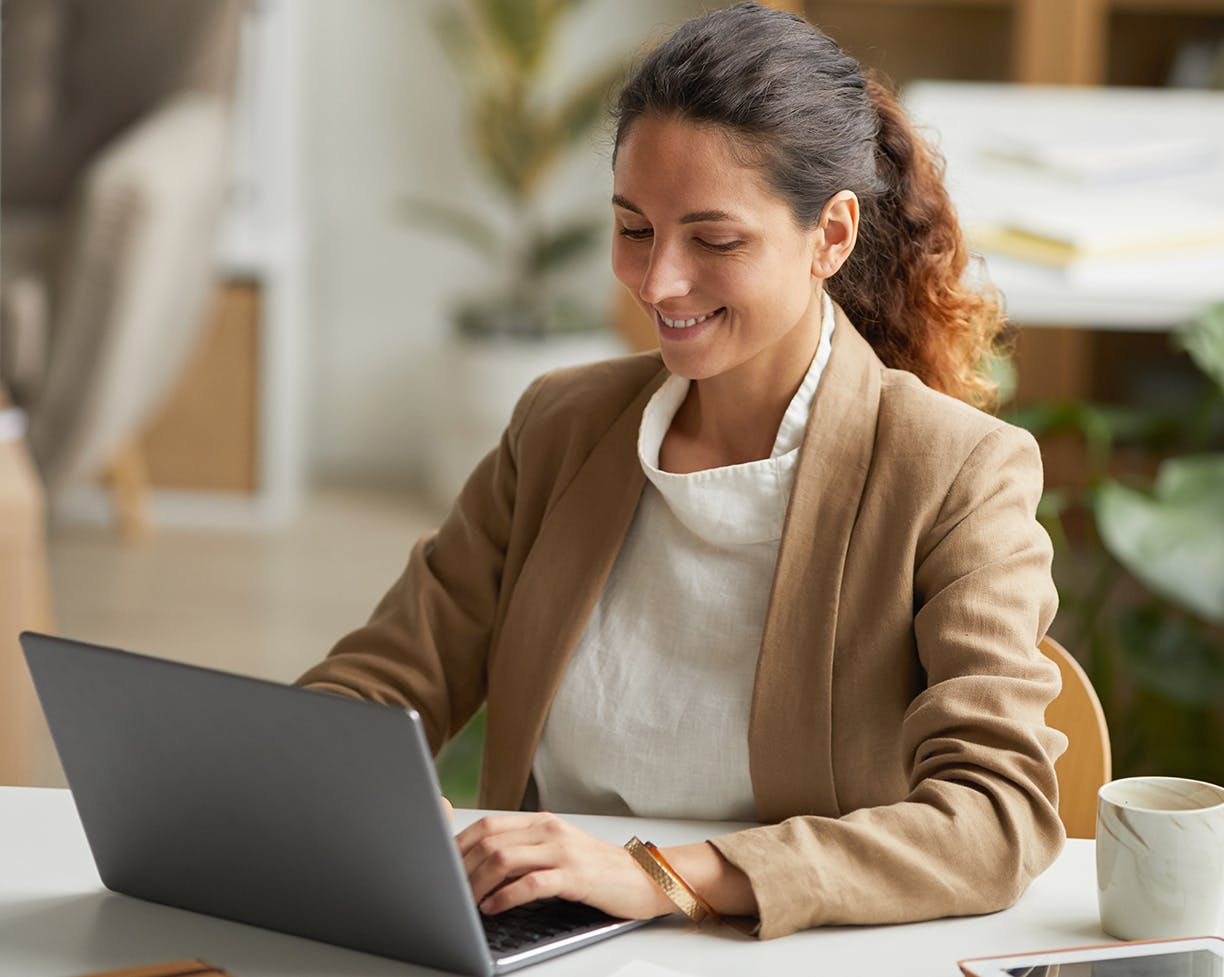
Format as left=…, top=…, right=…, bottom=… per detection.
left=1116, top=606, right=1224, bottom=706
left=469, top=92, right=536, bottom=200
left=475, top=0, right=550, bottom=75
left=1003, top=401, right=1102, bottom=443
left=1176, top=302, right=1224, bottom=395
left=521, top=60, right=625, bottom=194
left=554, top=59, right=624, bottom=143
left=1094, top=454, right=1224, bottom=623
left=1004, top=400, right=1117, bottom=473
left=525, top=217, right=605, bottom=277
left=399, top=196, right=502, bottom=261
left=436, top=705, right=486, bottom=807
left=989, top=353, right=1017, bottom=405
left=1036, top=488, right=1070, bottom=522
left=432, top=6, right=478, bottom=80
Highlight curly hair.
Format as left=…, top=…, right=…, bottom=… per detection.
left=613, top=2, right=1006, bottom=409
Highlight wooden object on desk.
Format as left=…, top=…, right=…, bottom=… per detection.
left=73, top=962, right=232, bottom=977
left=143, top=281, right=261, bottom=493
left=0, top=398, right=54, bottom=786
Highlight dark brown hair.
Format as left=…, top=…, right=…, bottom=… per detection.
left=614, top=2, right=1004, bottom=408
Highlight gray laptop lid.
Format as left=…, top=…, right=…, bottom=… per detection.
left=21, top=631, right=496, bottom=977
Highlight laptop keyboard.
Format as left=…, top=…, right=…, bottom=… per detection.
left=481, top=898, right=621, bottom=957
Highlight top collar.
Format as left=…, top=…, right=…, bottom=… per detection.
left=634, top=292, right=836, bottom=544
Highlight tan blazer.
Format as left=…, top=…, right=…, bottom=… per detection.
left=298, top=308, right=1066, bottom=939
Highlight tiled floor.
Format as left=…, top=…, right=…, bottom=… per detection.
left=34, top=486, right=444, bottom=786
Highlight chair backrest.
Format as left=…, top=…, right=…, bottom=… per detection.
left=1037, top=635, right=1112, bottom=839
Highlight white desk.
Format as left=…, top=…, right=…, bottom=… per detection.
left=902, top=82, right=1224, bottom=331
left=0, top=787, right=1117, bottom=977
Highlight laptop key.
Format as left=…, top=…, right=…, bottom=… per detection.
left=481, top=899, right=622, bottom=955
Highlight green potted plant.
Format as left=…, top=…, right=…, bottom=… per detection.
left=411, top=0, right=627, bottom=339
left=411, top=0, right=631, bottom=504
left=1006, top=303, right=1224, bottom=781
left=408, top=0, right=630, bottom=503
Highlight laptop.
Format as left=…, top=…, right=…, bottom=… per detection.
left=20, top=631, right=650, bottom=976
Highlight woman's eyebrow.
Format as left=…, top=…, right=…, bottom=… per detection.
left=611, top=194, right=642, bottom=214
left=612, top=195, right=742, bottom=224
left=678, top=209, right=739, bottom=225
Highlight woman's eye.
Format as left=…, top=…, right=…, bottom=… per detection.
left=618, top=227, right=653, bottom=240
left=699, top=239, right=745, bottom=253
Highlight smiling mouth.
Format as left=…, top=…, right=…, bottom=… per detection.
left=656, top=307, right=724, bottom=329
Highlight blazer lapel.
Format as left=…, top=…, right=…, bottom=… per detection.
left=482, top=364, right=669, bottom=809
left=749, top=309, right=883, bottom=822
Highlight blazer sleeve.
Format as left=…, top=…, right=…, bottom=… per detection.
left=709, top=425, right=1066, bottom=939
left=293, top=376, right=546, bottom=755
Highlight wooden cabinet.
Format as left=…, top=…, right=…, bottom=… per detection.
left=772, top=0, right=1224, bottom=86
left=143, top=282, right=261, bottom=493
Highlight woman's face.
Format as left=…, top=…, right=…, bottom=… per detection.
left=612, top=114, right=828, bottom=387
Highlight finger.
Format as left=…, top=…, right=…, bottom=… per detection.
left=441, top=796, right=454, bottom=821
left=460, top=814, right=571, bottom=883
left=455, top=812, right=557, bottom=857
left=461, top=823, right=553, bottom=887
left=467, top=840, right=561, bottom=905
left=455, top=813, right=532, bottom=853
left=479, top=868, right=567, bottom=915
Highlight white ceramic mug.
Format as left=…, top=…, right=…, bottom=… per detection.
left=1096, top=776, right=1224, bottom=940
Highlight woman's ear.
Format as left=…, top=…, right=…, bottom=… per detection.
left=811, top=190, right=859, bottom=279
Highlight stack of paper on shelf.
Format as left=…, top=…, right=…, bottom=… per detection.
left=969, top=197, right=1224, bottom=285
left=983, top=130, right=1218, bottom=186
left=969, top=132, right=1224, bottom=285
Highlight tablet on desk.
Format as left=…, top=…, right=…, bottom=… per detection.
left=959, top=936, right=1224, bottom=976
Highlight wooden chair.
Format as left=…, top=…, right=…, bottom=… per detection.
left=1037, top=635, right=1112, bottom=839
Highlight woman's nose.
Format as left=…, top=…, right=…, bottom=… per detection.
left=637, top=243, right=692, bottom=306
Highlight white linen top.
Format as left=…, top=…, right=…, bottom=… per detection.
left=531, top=294, right=836, bottom=820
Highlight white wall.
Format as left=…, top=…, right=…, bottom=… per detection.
left=301, top=0, right=696, bottom=487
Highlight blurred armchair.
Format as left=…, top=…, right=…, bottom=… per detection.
left=1, top=0, right=244, bottom=532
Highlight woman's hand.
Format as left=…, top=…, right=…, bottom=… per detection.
left=455, top=812, right=677, bottom=920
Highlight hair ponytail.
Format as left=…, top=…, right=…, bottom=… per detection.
left=828, top=78, right=1005, bottom=408
left=615, top=2, right=1007, bottom=409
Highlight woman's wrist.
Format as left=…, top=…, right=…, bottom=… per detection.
left=636, top=840, right=758, bottom=918
left=625, top=837, right=719, bottom=922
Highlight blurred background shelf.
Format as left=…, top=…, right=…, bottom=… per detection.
left=780, top=0, right=1224, bottom=85
left=752, top=0, right=1224, bottom=417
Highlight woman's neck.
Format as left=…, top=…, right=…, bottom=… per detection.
left=659, top=318, right=824, bottom=474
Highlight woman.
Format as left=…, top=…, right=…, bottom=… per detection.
left=297, top=2, right=1065, bottom=939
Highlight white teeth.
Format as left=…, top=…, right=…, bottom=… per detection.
left=658, top=308, right=720, bottom=329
